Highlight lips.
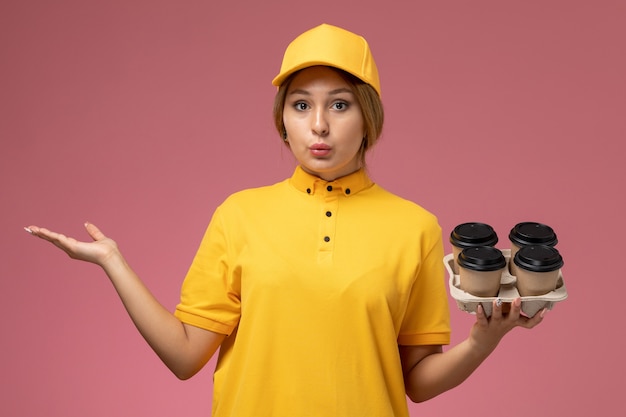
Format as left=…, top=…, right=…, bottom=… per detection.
left=310, top=143, right=331, bottom=157
left=310, top=143, right=331, bottom=150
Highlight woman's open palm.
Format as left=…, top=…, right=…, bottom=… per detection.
left=25, top=223, right=118, bottom=266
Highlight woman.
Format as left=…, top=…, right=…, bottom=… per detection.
left=25, top=24, right=544, bottom=416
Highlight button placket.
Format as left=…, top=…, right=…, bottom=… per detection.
left=318, top=184, right=339, bottom=258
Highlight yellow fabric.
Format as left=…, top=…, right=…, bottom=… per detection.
left=175, top=166, right=450, bottom=417
left=272, top=23, right=381, bottom=96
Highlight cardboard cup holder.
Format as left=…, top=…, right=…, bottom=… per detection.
left=444, top=249, right=568, bottom=317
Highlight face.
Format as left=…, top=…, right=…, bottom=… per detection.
left=283, top=66, right=365, bottom=181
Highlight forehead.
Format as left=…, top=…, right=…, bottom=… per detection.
left=287, top=66, right=354, bottom=93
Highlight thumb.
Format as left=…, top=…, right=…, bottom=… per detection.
left=84, top=222, right=106, bottom=241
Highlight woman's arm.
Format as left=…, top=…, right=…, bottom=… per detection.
left=400, top=298, right=544, bottom=403
left=25, top=223, right=225, bottom=380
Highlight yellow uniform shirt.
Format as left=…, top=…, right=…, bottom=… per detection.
left=175, top=166, right=451, bottom=417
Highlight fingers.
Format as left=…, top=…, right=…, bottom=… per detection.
left=488, top=298, right=543, bottom=328
left=28, top=226, right=74, bottom=252
left=519, top=308, right=546, bottom=329
left=24, top=222, right=118, bottom=266
left=508, top=298, right=522, bottom=320
left=475, top=304, right=489, bottom=327
left=24, top=224, right=92, bottom=256
left=25, top=225, right=63, bottom=243
left=477, top=299, right=510, bottom=328
left=506, top=298, right=546, bottom=329
left=84, top=222, right=106, bottom=241
left=25, top=223, right=105, bottom=241
left=491, top=299, right=504, bottom=321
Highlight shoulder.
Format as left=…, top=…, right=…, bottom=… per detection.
left=368, top=184, right=440, bottom=227
left=364, top=184, right=443, bottom=249
left=214, top=178, right=291, bottom=217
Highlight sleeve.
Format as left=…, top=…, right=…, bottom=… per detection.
left=397, top=220, right=451, bottom=346
left=174, top=205, right=241, bottom=335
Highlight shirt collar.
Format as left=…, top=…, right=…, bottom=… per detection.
left=289, top=165, right=374, bottom=197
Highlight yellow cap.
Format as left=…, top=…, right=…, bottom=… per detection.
left=272, top=24, right=381, bottom=96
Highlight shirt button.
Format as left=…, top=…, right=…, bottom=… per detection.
left=326, top=185, right=333, bottom=191
left=325, top=211, right=332, bottom=217
left=324, top=236, right=330, bottom=242
left=306, top=188, right=311, bottom=194
left=345, top=188, right=351, bottom=195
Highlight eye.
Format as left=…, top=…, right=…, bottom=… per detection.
left=293, top=101, right=309, bottom=111
left=331, top=101, right=349, bottom=111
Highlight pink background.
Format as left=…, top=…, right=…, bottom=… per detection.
left=2, top=1, right=624, bottom=416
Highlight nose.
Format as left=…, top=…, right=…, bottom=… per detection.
left=312, top=107, right=329, bottom=137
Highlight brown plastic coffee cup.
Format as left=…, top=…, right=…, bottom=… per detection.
left=450, top=223, right=499, bottom=274
left=514, top=245, right=564, bottom=296
left=457, top=246, right=506, bottom=297
left=508, top=222, right=558, bottom=276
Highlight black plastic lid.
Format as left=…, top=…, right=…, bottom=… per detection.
left=513, top=245, right=564, bottom=272
left=457, top=246, right=506, bottom=272
left=450, top=222, right=499, bottom=249
left=509, top=222, right=558, bottom=247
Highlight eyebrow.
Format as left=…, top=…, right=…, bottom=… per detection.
left=288, top=87, right=354, bottom=96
